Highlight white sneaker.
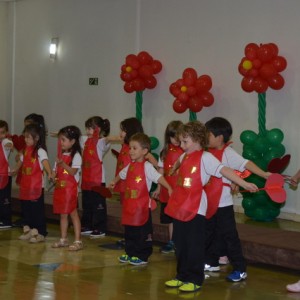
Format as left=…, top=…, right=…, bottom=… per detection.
left=287, top=280, right=300, bottom=293
left=204, top=264, right=220, bottom=272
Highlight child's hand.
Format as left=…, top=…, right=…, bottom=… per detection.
left=56, top=158, right=64, bottom=166
left=167, top=187, right=173, bottom=196
left=151, top=186, right=161, bottom=200
left=109, top=181, right=115, bottom=190
left=9, top=169, right=17, bottom=176
left=243, top=182, right=258, bottom=192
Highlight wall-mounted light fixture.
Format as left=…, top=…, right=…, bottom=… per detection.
left=49, top=38, right=59, bottom=59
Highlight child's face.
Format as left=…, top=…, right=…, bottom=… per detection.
left=208, top=132, right=223, bottom=149
left=129, top=140, right=148, bottom=162
left=24, top=132, right=36, bottom=147
left=179, top=135, right=200, bottom=154
left=0, top=127, right=7, bottom=141
left=59, top=135, right=75, bottom=152
left=170, top=136, right=180, bottom=147
left=86, top=127, right=94, bottom=138
left=119, top=128, right=126, bottom=142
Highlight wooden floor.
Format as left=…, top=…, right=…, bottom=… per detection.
left=2, top=195, right=300, bottom=300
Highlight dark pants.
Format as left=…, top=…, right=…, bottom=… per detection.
left=22, top=190, right=47, bottom=236
left=205, top=205, right=246, bottom=272
left=81, top=187, right=107, bottom=232
left=124, top=210, right=153, bottom=262
left=0, top=177, right=12, bottom=225
left=173, top=214, right=205, bottom=286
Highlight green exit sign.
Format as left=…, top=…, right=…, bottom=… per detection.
left=89, top=78, right=98, bottom=85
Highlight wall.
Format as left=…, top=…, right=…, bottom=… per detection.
left=2, top=0, right=300, bottom=219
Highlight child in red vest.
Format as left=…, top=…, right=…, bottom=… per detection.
left=12, top=123, right=52, bottom=243
left=109, top=133, right=172, bottom=266
left=204, top=117, right=271, bottom=282
left=0, top=120, right=13, bottom=228
left=152, top=120, right=183, bottom=254
left=51, top=126, right=83, bottom=251
left=164, top=121, right=258, bottom=293
left=81, top=116, right=111, bottom=238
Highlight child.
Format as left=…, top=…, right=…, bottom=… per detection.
left=80, top=116, right=111, bottom=238
left=152, top=120, right=183, bottom=254
left=109, top=133, right=172, bottom=266
left=51, top=126, right=83, bottom=251
left=114, top=117, right=158, bottom=202
left=164, top=121, right=258, bottom=293
left=12, top=123, right=52, bottom=243
left=286, top=169, right=300, bottom=293
left=0, top=120, right=13, bottom=228
left=204, top=117, right=271, bottom=282
left=13, top=113, right=47, bottom=227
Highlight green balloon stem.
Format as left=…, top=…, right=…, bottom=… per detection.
left=258, top=92, right=267, bottom=136
left=135, top=91, right=143, bottom=123
left=189, top=110, right=197, bottom=121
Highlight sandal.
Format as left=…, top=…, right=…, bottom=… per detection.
left=68, top=241, right=83, bottom=251
left=52, top=238, right=69, bottom=248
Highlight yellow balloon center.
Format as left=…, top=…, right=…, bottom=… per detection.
left=242, top=60, right=253, bottom=70
left=126, top=66, right=132, bottom=72
left=181, top=86, right=187, bottom=92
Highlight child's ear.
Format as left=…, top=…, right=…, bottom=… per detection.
left=142, top=148, right=149, bottom=156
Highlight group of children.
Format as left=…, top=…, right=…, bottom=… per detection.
left=1, top=113, right=300, bottom=293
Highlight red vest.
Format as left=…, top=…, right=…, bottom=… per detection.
left=114, top=144, right=131, bottom=193
left=121, top=161, right=150, bottom=226
left=160, top=144, right=183, bottom=203
left=204, top=144, right=231, bottom=219
left=165, top=150, right=203, bottom=222
left=81, top=137, right=103, bottom=190
left=53, top=154, right=78, bottom=214
left=19, top=146, right=42, bottom=200
left=0, top=142, right=9, bottom=189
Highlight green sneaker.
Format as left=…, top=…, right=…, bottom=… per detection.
left=118, top=254, right=131, bottom=263
left=179, top=282, right=201, bottom=292
left=165, top=279, right=184, bottom=287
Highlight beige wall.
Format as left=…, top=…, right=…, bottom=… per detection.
left=2, top=0, right=300, bottom=217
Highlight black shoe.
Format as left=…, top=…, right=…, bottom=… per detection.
left=81, top=227, right=93, bottom=235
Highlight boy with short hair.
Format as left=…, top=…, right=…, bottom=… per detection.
left=204, top=117, right=271, bottom=282
left=109, top=132, right=172, bottom=266
left=0, top=120, right=13, bottom=228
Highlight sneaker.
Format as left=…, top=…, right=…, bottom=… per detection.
left=219, top=256, right=229, bottom=265
left=165, top=279, right=184, bottom=288
left=81, top=227, right=93, bottom=235
left=0, top=222, right=12, bottom=229
left=161, top=241, right=175, bottom=254
left=204, top=264, right=220, bottom=272
left=179, top=282, right=201, bottom=292
left=287, top=280, right=300, bottom=293
left=116, top=239, right=125, bottom=247
left=226, top=271, right=247, bottom=282
left=19, top=225, right=31, bottom=240
left=118, top=254, right=131, bottom=263
left=90, top=230, right=106, bottom=238
left=129, top=256, right=148, bottom=266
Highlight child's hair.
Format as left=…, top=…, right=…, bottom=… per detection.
left=129, top=133, right=151, bottom=153
left=179, top=121, right=208, bottom=149
left=160, top=120, right=183, bottom=161
left=85, top=116, right=110, bottom=137
left=0, top=120, right=9, bottom=132
left=205, top=117, right=232, bottom=143
left=58, top=125, right=82, bottom=160
left=24, top=113, right=47, bottom=136
left=23, top=123, right=47, bottom=157
left=120, top=117, right=144, bottom=144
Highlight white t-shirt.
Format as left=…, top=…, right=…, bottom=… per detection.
left=1, top=138, right=13, bottom=171
left=81, top=136, right=110, bottom=183
left=218, top=146, right=248, bottom=207
left=20, top=148, right=48, bottom=187
left=178, top=151, right=224, bottom=216
left=53, top=152, right=82, bottom=182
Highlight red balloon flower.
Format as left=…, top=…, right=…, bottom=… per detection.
left=170, top=68, right=214, bottom=114
left=239, top=43, right=287, bottom=93
left=120, top=51, right=162, bottom=93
